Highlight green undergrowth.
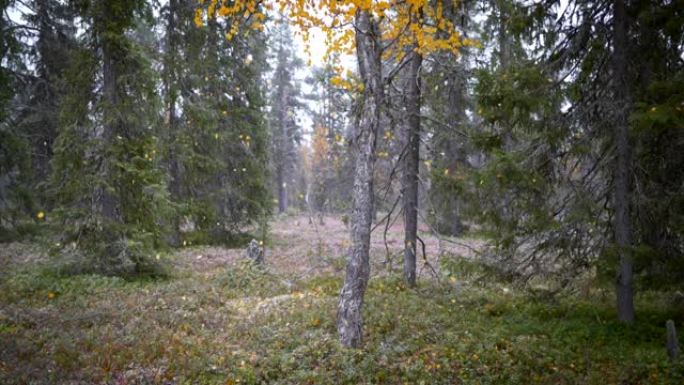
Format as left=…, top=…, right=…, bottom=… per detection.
left=1, top=253, right=683, bottom=384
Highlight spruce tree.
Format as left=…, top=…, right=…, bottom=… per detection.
left=307, top=63, right=352, bottom=213
left=170, top=3, right=270, bottom=244
left=15, top=0, right=78, bottom=191
left=459, top=0, right=683, bottom=318
left=269, top=21, right=303, bottom=215
left=424, top=0, right=475, bottom=237
left=50, top=0, right=169, bottom=276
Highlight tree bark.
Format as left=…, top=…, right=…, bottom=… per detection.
left=337, top=10, right=382, bottom=348
left=402, top=49, right=421, bottom=287
left=613, top=0, right=635, bottom=323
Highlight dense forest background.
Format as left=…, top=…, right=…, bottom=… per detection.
left=1, top=0, right=683, bottom=383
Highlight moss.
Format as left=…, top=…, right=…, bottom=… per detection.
left=1, top=247, right=683, bottom=384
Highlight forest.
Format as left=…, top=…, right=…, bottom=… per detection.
left=1, top=0, right=683, bottom=383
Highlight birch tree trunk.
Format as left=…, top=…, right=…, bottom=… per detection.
left=337, top=10, right=383, bottom=348
left=612, top=0, right=635, bottom=323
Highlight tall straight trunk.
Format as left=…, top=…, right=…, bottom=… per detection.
left=33, top=0, right=56, bottom=182
left=166, top=0, right=180, bottom=199
left=613, top=0, right=635, bottom=323
left=337, top=10, right=382, bottom=348
left=403, top=49, right=422, bottom=287
left=100, top=35, right=121, bottom=223
left=165, top=0, right=181, bottom=244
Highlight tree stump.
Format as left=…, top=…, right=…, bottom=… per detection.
left=666, top=319, right=680, bottom=360
left=246, top=239, right=264, bottom=264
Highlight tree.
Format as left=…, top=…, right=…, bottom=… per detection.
left=269, top=21, right=303, bottom=214
left=166, top=1, right=271, bottom=246
left=424, top=0, right=475, bottom=238
left=0, top=0, right=32, bottom=232
left=307, top=62, right=353, bottom=213
left=458, top=0, right=682, bottom=322
left=1, top=0, right=77, bottom=232
left=310, top=123, right=331, bottom=212
left=401, top=48, right=422, bottom=287
left=336, top=9, right=383, bottom=347
left=50, top=0, right=170, bottom=275
left=612, top=0, right=634, bottom=323
left=202, top=0, right=472, bottom=347
left=162, top=0, right=182, bottom=244
left=19, top=0, right=76, bottom=187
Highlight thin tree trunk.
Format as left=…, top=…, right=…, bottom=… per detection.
left=498, top=6, right=511, bottom=69
left=403, top=49, right=421, bottom=287
left=277, top=52, right=290, bottom=214
left=337, top=10, right=382, bottom=348
left=613, top=0, right=635, bottom=323
left=277, top=165, right=288, bottom=213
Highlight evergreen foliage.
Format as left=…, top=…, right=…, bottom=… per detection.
left=1, top=0, right=272, bottom=275
left=170, top=8, right=270, bottom=245
left=268, top=21, right=304, bottom=214
left=457, top=0, right=684, bottom=295
left=0, top=0, right=682, bottom=358
left=0, top=0, right=32, bottom=233
left=308, top=62, right=353, bottom=213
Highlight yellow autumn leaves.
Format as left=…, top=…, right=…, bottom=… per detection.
left=194, top=0, right=478, bottom=62
left=330, top=75, right=364, bottom=92
left=195, top=0, right=266, bottom=40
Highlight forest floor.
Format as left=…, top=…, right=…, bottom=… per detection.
left=1, top=214, right=683, bottom=384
